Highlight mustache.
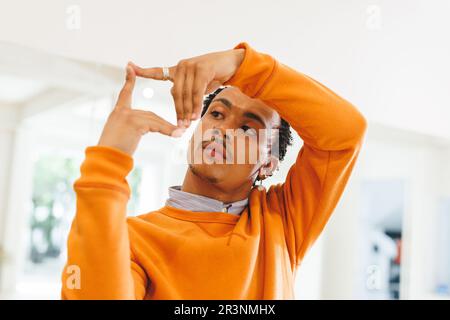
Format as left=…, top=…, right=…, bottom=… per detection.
left=200, top=137, right=232, bottom=160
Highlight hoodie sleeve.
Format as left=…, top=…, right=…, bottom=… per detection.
left=61, top=146, right=148, bottom=299
left=224, top=42, right=367, bottom=268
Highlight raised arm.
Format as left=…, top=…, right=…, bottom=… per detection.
left=61, top=66, right=182, bottom=299
left=224, top=42, right=367, bottom=268
left=61, top=146, right=147, bottom=299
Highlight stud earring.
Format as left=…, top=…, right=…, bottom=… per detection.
left=257, top=175, right=265, bottom=191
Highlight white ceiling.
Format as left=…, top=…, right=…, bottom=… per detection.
left=0, top=0, right=449, bottom=138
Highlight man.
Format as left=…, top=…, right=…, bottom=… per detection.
left=61, top=42, right=367, bottom=299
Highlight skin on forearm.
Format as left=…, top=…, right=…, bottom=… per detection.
left=230, top=48, right=245, bottom=78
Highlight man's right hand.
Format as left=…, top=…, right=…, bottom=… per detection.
left=130, top=48, right=245, bottom=128
left=97, top=64, right=185, bottom=156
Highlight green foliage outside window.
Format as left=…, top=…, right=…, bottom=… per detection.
left=30, top=155, right=142, bottom=264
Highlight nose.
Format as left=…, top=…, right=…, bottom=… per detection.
left=211, top=116, right=241, bottom=141
left=211, top=127, right=233, bottom=144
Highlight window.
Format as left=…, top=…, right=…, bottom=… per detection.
left=19, top=153, right=142, bottom=298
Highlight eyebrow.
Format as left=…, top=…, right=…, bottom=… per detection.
left=212, top=98, right=266, bottom=127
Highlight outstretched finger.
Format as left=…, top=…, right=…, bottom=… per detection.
left=183, top=67, right=195, bottom=125
left=172, top=66, right=186, bottom=127
left=117, top=64, right=136, bottom=108
left=130, top=62, right=175, bottom=82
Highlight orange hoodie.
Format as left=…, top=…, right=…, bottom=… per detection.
left=61, top=42, right=367, bottom=300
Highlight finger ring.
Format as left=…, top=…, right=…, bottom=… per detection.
left=162, top=67, right=170, bottom=81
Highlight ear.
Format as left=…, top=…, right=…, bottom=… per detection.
left=258, top=155, right=279, bottom=180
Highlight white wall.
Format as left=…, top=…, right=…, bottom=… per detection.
left=0, top=109, right=34, bottom=294
left=320, top=123, right=450, bottom=299
left=0, top=105, right=20, bottom=280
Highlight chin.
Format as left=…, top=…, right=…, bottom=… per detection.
left=189, top=163, right=226, bottom=184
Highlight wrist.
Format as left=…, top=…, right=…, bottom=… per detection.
left=232, top=48, right=245, bottom=71
left=76, top=145, right=134, bottom=192
left=221, top=48, right=245, bottom=84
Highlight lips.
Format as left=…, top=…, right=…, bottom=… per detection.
left=202, top=141, right=228, bottom=160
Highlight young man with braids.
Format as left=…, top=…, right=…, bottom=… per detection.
left=61, top=42, right=367, bottom=299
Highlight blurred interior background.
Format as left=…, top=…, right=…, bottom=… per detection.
left=0, top=0, right=449, bottom=299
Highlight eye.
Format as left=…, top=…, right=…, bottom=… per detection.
left=210, top=111, right=223, bottom=119
left=242, top=125, right=257, bottom=136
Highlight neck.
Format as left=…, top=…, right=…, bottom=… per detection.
left=181, top=167, right=252, bottom=203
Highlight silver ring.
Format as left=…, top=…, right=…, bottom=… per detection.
left=162, top=67, right=170, bottom=81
